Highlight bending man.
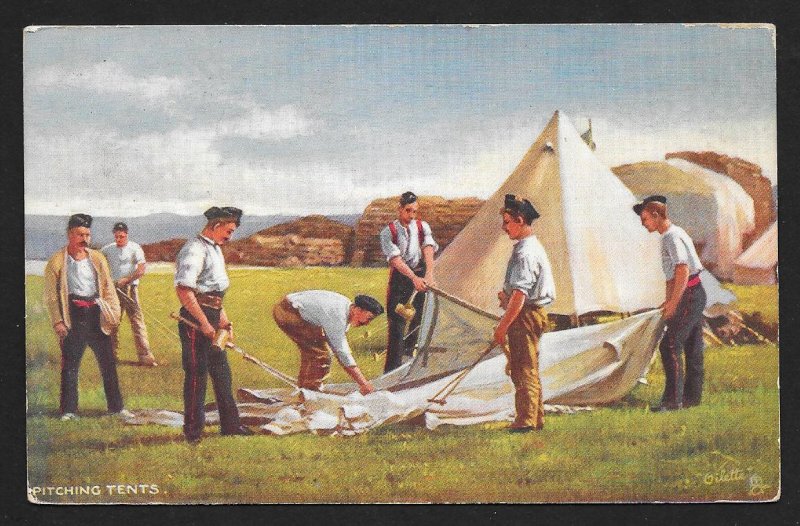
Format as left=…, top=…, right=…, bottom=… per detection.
left=273, top=290, right=384, bottom=395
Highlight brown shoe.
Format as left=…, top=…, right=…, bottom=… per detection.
left=138, top=354, right=158, bottom=367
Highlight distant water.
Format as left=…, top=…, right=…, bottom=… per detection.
left=25, top=260, right=177, bottom=277
left=25, top=260, right=47, bottom=276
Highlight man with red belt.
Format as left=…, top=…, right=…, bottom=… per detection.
left=378, top=191, right=438, bottom=373
left=43, top=213, right=130, bottom=421
left=272, top=290, right=383, bottom=395
left=493, top=195, right=555, bottom=432
left=635, top=195, right=707, bottom=411
left=174, top=206, right=252, bottom=443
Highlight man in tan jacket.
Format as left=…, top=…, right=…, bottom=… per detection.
left=44, top=213, right=130, bottom=421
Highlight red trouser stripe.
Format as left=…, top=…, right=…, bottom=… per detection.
left=188, top=326, right=197, bottom=429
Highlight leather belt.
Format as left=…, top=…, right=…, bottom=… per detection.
left=196, top=293, right=223, bottom=310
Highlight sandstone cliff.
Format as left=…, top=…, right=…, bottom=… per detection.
left=352, top=195, right=484, bottom=266
left=225, top=215, right=353, bottom=266
left=141, top=238, right=186, bottom=263
left=141, top=215, right=354, bottom=266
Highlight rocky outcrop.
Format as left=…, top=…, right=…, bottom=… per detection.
left=141, top=215, right=354, bottom=266
left=141, top=238, right=187, bottom=263
left=225, top=215, right=354, bottom=266
left=352, top=195, right=484, bottom=266
left=665, top=151, right=775, bottom=247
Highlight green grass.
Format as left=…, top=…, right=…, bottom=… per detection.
left=25, top=268, right=780, bottom=503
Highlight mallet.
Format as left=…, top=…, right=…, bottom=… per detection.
left=170, top=312, right=298, bottom=389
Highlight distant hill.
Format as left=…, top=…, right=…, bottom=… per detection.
left=142, top=215, right=355, bottom=266
left=24, top=213, right=359, bottom=260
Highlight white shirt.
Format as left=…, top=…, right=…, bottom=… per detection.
left=379, top=219, right=439, bottom=269
left=503, top=235, right=556, bottom=307
left=174, top=235, right=230, bottom=293
left=660, top=224, right=704, bottom=280
left=101, top=241, right=146, bottom=285
left=66, top=255, right=98, bottom=297
left=285, top=290, right=356, bottom=368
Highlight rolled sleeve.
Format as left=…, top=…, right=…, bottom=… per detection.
left=421, top=221, right=439, bottom=253
left=666, top=238, right=690, bottom=267
left=134, top=244, right=146, bottom=264
left=174, top=244, right=204, bottom=289
left=328, top=331, right=357, bottom=368
left=379, top=226, right=402, bottom=262
left=508, top=254, right=536, bottom=297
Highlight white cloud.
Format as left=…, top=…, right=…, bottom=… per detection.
left=588, top=116, right=777, bottom=183
left=24, top=107, right=778, bottom=218
left=218, top=105, right=318, bottom=140
left=30, top=61, right=186, bottom=101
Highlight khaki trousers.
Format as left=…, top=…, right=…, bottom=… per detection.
left=112, top=285, right=152, bottom=358
left=272, top=298, right=332, bottom=390
left=506, top=305, right=548, bottom=429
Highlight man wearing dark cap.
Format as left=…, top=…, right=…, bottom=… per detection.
left=101, top=222, right=158, bottom=366
left=493, top=195, right=555, bottom=432
left=43, top=214, right=131, bottom=421
left=378, top=191, right=439, bottom=373
left=634, top=195, right=706, bottom=411
left=174, top=207, right=252, bottom=443
left=272, top=290, right=384, bottom=395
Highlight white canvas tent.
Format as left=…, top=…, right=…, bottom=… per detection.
left=126, top=112, right=704, bottom=434
left=613, top=159, right=756, bottom=281
left=436, top=111, right=665, bottom=317
left=733, top=221, right=778, bottom=285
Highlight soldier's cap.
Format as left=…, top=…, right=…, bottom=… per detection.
left=503, top=194, right=540, bottom=223
left=354, top=295, right=384, bottom=316
left=632, top=195, right=667, bottom=215
left=112, top=221, right=128, bottom=232
left=68, top=213, right=93, bottom=229
left=399, top=191, right=418, bottom=206
left=204, top=206, right=243, bottom=226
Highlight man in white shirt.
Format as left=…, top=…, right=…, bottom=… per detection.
left=378, top=191, right=439, bottom=373
left=272, top=290, right=384, bottom=395
left=174, top=206, right=253, bottom=443
left=43, top=213, right=130, bottom=421
left=101, top=222, right=157, bottom=366
left=635, top=195, right=707, bottom=411
left=493, top=195, right=555, bottom=432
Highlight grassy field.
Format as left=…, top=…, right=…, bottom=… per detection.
left=25, top=267, right=780, bottom=503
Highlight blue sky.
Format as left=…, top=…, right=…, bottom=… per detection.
left=24, top=24, right=776, bottom=216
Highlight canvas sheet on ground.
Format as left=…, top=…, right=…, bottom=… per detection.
left=25, top=24, right=778, bottom=504
left=125, top=309, right=664, bottom=435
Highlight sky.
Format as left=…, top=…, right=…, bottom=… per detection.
left=24, top=24, right=776, bottom=216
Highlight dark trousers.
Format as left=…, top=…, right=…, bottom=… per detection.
left=179, top=306, right=241, bottom=440
left=60, top=303, right=124, bottom=414
left=384, top=265, right=426, bottom=373
left=659, top=283, right=707, bottom=408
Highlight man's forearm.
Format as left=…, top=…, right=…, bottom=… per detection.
left=667, top=265, right=689, bottom=306
left=389, top=256, right=418, bottom=280
left=422, top=246, right=435, bottom=281
left=498, top=290, right=526, bottom=332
